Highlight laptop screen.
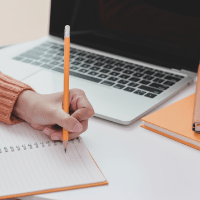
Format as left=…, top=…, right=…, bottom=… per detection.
left=50, top=0, right=200, bottom=72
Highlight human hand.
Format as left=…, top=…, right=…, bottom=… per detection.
left=13, top=89, right=95, bottom=141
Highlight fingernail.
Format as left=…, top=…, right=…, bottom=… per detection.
left=73, top=123, right=82, bottom=132
left=44, top=128, right=50, bottom=135
left=52, top=136, right=60, bottom=140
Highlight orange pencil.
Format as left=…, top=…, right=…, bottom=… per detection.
left=63, top=25, right=70, bottom=152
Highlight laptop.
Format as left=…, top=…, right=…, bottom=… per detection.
left=0, top=0, right=199, bottom=125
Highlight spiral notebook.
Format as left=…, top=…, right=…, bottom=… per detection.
left=0, top=122, right=108, bottom=199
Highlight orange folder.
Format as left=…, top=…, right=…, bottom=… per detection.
left=141, top=94, right=200, bottom=151
left=193, top=64, right=200, bottom=132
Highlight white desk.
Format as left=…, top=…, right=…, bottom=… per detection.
left=19, top=81, right=200, bottom=200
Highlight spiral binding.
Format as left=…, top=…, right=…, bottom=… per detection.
left=0, top=137, right=81, bottom=153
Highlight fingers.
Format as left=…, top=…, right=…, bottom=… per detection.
left=54, top=108, right=83, bottom=133
left=43, top=120, right=88, bottom=141
left=69, top=120, right=88, bottom=140
left=69, top=89, right=95, bottom=121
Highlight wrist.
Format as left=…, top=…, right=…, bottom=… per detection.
left=13, top=90, right=37, bottom=123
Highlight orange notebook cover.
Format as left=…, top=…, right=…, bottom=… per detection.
left=0, top=122, right=108, bottom=199
left=141, top=94, right=200, bottom=151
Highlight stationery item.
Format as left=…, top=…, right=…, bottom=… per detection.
left=141, top=94, right=200, bottom=151
left=63, top=25, right=70, bottom=151
left=193, top=64, right=200, bottom=132
left=0, top=122, right=107, bottom=199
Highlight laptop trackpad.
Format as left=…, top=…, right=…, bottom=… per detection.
left=22, top=70, right=157, bottom=124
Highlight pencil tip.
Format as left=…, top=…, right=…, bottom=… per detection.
left=65, top=148, right=66, bottom=153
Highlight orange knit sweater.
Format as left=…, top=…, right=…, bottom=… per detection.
left=0, top=71, right=34, bottom=124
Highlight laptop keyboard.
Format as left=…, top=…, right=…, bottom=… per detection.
left=13, top=41, right=185, bottom=98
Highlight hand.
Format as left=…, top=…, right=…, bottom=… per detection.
left=13, top=89, right=95, bottom=141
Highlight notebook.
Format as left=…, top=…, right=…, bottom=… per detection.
left=141, top=94, right=200, bottom=151
left=0, top=121, right=108, bottom=199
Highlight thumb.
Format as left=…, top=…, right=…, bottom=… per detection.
left=54, top=109, right=83, bottom=132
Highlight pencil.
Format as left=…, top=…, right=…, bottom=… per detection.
left=63, top=25, right=70, bottom=152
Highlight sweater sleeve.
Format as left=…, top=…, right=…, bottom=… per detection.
left=0, top=71, right=35, bottom=124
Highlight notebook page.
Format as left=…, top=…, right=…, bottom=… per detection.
left=0, top=121, right=50, bottom=148
left=0, top=138, right=106, bottom=197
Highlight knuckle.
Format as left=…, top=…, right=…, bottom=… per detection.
left=88, top=108, right=95, bottom=117
left=73, top=88, right=85, bottom=95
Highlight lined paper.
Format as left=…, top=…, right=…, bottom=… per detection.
left=0, top=122, right=106, bottom=198
left=0, top=122, right=49, bottom=148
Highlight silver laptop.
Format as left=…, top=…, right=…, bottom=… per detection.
left=0, top=0, right=198, bottom=125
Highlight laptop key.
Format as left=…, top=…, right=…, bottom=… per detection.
left=110, top=71, right=120, bottom=76
left=52, top=56, right=62, bottom=61
left=113, top=67, right=123, bottom=72
left=88, top=71, right=99, bottom=76
left=41, top=64, right=54, bottom=69
left=163, top=81, right=175, bottom=86
left=108, top=77, right=118, bottom=82
left=50, top=61, right=60, bottom=65
left=23, top=54, right=41, bottom=60
left=96, top=57, right=106, bottom=62
left=129, top=77, right=140, bottom=82
left=139, top=80, right=150, bottom=85
left=149, top=83, right=169, bottom=90
left=52, top=67, right=64, bottom=73
left=98, top=74, right=108, bottom=79
left=133, top=73, right=144, bottom=78
left=85, top=59, right=95, bottom=64
left=164, top=75, right=181, bottom=82
left=143, top=75, right=154, bottom=80
left=120, top=74, right=130, bottom=79
left=90, top=66, right=100, bottom=71
left=71, top=61, right=81, bottom=65
left=70, top=66, right=78, bottom=70
left=57, top=52, right=64, bottom=56
left=145, top=93, right=157, bottom=98
left=104, top=65, right=114, bottom=70
left=105, top=60, right=115, bottom=65
left=75, top=57, right=85, bottom=61
left=40, top=58, right=50, bottom=63
left=118, top=80, right=129, bottom=85
left=123, top=70, right=133, bottom=75
left=124, top=65, right=135, bottom=70
left=113, top=84, right=125, bottom=89
left=100, top=69, right=109, bottom=73
left=134, top=68, right=145, bottom=73
left=81, top=64, right=90, bottom=68
left=22, top=59, right=32, bottom=63
left=115, top=62, right=124, bottom=67
left=79, top=69, right=88, bottom=73
left=128, top=82, right=139, bottom=87
left=101, top=81, right=115, bottom=86
left=124, top=87, right=135, bottom=92
left=153, top=78, right=164, bottom=83
left=144, top=70, right=155, bottom=75
left=70, top=71, right=102, bottom=83
left=134, top=90, right=146, bottom=95
left=42, top=54, right=53, bottom=58
left=86, top=55, right=96, bottom=59
left=31, top=61, right=42, bottom=66
left=154, top=73, right=165, bottom=78
left=138, top=85, right=162, bottom=94
left=13, top=56, right=24, bottom=61
left=94, top=62, right=104, bottom=67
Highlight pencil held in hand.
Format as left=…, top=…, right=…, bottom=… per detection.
left=63, top=25, right=70, bottom=152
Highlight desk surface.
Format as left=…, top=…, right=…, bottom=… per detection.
left=19, top=81, right=200, bottom=200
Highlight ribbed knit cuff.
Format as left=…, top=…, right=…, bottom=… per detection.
left=0, top=72, right=35, bottom=124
